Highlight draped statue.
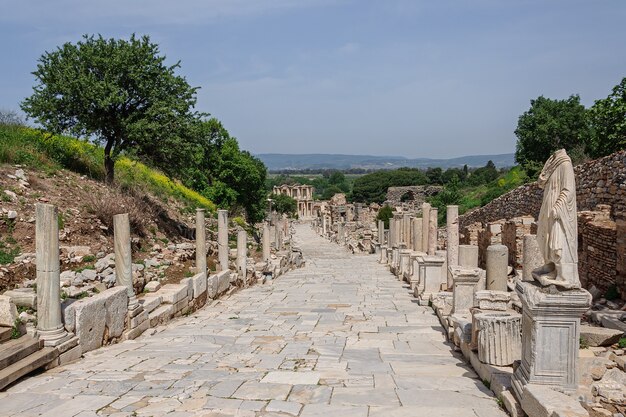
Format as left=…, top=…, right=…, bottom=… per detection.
left=532, top=149, right=580, bottom=289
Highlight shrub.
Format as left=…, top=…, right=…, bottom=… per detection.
left=376, top=205, right=394, bottom=228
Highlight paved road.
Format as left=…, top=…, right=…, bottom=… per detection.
left=2, top=224, right=506, bottom=417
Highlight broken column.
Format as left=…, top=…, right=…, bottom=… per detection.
left=421, top=203, right=430, bottom=253
left=263, top=222, right=271, bottom=262
left=474, top=311, right=521, bottom=366
left=378, top=220, right=385, bottom=244
left=446, top=205, right=459, bottom=288
left=522, top=234, right=542, bottom=282
left=195, top=208, right=207, bottom=275
left=218, top=209, right=229, bottom=271
left=36, top=203, right=69, bottom=346
left=114, top=213, right=139, bottom=311
left=337, top=222, right=344, bottom=244
left=458, top=244, right=479, bottom=268
left=486, top=244, right=508, bottom=291
left=428, top=208, right=438, bottom=255
left=237, top=230, right=247, bottom=280
left=413, top=217, right=423, bottom=252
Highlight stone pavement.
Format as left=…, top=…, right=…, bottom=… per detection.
left=1, top=224, right=507, bottom=417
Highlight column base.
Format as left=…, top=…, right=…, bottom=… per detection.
left=38, top=325, right=71, bottom=347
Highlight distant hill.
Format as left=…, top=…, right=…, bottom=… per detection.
left=257, top=153, right=516, bottom=171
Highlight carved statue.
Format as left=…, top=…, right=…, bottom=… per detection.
left=532, top=149, right=580, bottom=289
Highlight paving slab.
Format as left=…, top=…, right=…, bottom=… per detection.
left=4, top=224, right=506, bottom=416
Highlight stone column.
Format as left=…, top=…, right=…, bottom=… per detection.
left=403, top=214, right=411, bottom=247
left=486, top=244, right=508, bottom=291
left=378, top=220, right=385, bottom=245
left=413, top=217, right=423, bottom=252
left=36, top=203, right=68, bottom=346
left=389, top=217, right=396, bottom=248
left=446, top=205, right=459, bottom=272
left=114, top=213, right=139, bottom=310
left=459, top=245, right=479, bottom=268
left=428, top=208, right=438, bottom=255
left=522, top=234, right=542, bottom=282
left=262, top=222, right=271, bottom=262
left=474, top=311, right=522, bottom=366
left=421, top=203, right=430, bottom=253
left=337, top=222, right=344, bottom=244
left=236, top=230, right=247, bottom=278
left=218, top=209, right=229, bottom=271
left=195, top=209, right=207, bottom=275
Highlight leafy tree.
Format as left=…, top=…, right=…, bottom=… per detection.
left=321, top=185, right=343, bottom=200
left=21, top=34, right=202, bottom=184
left=588, top=77, right=626, bottom=158
left=425, top=167, right=443, bottom=185
left=514, top=95, right=591, bottom=168
left=466, top=160, right=499, bottom=186
left=376, top=205, right=394, bottom=228
left=351, top=168, right=428, bottom=204
left=271, top=193, right=297, bottom=217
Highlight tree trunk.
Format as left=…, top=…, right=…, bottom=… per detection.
left=104, top=139, right=115, bottom=184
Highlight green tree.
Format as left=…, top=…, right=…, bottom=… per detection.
left=514, top=95, right=591, bottom=168
left=272, top=194, right=297, bottom=218
left=376, top=205, right=394, bottom=228
left=351, top=168, right=428, bottom=204
left=588, top=77, right=626, bottom=158
left=21, top=34, right=202, bottom=184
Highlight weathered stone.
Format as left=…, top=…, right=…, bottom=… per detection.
left=579, top=325, right=623, bottom=347
left=103, top=286, right=128, bottom=338
left=191, top=272, right=207, bottom=299
left=473, top=290, right=510, bottom=311
left=450, top=266, right=481, bottom=315
left=474, top=311, right=521, bottom=366
left=4, top=289, right=37, bottom=309
left=217, top=270, right=231, bottom=295
left=139, top=294, right=161, bottom=314
left=143, top=281, right=161, bottom=293
left=0, top=295, right=18, bottom=327
left=458, top=245, right=479, bottom=268
left=159, top=284, right=188, bottom=305
left=114, top=213, right=138, bottom=310
left=522, top=234, right=542, bottom=282
left=520, top=384, right=589, bottom=417
left=218, top=209, right=229, bottom=271
left=149, top=304, right=174, bottom=327
left=485, top=244, right=508, bottom=291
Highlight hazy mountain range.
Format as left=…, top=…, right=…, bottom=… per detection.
left=257, top=153, right=516, bottom=171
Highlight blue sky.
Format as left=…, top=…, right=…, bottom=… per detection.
left=1, top=0, right=625, bottom=158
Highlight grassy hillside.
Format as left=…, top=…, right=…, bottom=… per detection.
left=0, top=124, right=215, bottom=212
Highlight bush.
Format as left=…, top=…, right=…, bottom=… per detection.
left=272, top=194, right=297, bottom=218
left=376, top=205, right=394, bottom=228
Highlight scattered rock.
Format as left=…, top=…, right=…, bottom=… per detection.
left=3, top=190, right=17, bottom=201
left=144, top=281, right=161, bottom=293
left=7, top=210, right=17, bottom=220
left=0, top=295, right=18, bottom=327
left=580, top=325, right=624, bottom=347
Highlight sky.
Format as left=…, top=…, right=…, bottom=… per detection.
left=1, top=0, right=625, bottom=159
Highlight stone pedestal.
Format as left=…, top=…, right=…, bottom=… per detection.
left=486, top=244, right=508, bottom=291
left=450, top=266, right=482, bottom=315
left=36, top=203, right=69, bottom=346
left=408, top=253, right=424, bottom=291
left=474, top=311, right=522, bottom=366
left=435, top=250, right=448, bottom=290
left=114, top=213, right=139, bottom=311
left=399, top=250, right=411, bottom=281
left=413, top=217, right=423, bottom=252
left=379, top=246, right=388, bottom=264
left=416, top=255, right=446, bottom=304
left=195, top=209, right=207, bottom=275
left=512, top=281, right=592, bottom=398
left=263, top=223, right=271, bottom=262
left=428, top=208, right=438, bottom=255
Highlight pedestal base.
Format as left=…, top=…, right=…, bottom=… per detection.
left=512, top=281, right=591, bottom=399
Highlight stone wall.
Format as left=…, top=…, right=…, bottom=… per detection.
left=386, top=186, right=442, bottom=204
left=578, top=208, right=617, bottom=294
left=458, top=150, right=626, bottom=294
left=459, top=151, right=626, bottom=230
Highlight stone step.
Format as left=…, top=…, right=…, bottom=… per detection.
left=0, top=327, right=12, bottom=344
left=0, top=336, right=42, bottom=369
left=0, top=347, right=58, bottom=391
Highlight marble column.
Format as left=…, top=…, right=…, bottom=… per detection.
left=36, top=203, right=68, bottom=346
left=413, top=217, right=423, bottom=252
left=403, top=214, right=411, bottom=247
left=195, top=209, right=207, bottom=276
left=114, top=213, right=139, bottom=310
left=486, top=244, right=508, bottom=291
left=337, top=222, right=344, bottom=244
left=446, top=206, right=459, bottom=289
left=236, top=230, right=247, bottom=278
left=378, top=220, right=385, bottom=245
left=262, top=222, right=271, bottom=262
left=474, top=311, right=522, bottom=366
left=389, top=217, right=396, bottom=248
left=428, top=208, right=438, bottom=255
left=218, top=209, right=229, bottom=271
left=459, top=244, right=479, bottom=268
left=522, top=234, right=542, bottom=282
left=421, top=203, right=430, bottom=253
